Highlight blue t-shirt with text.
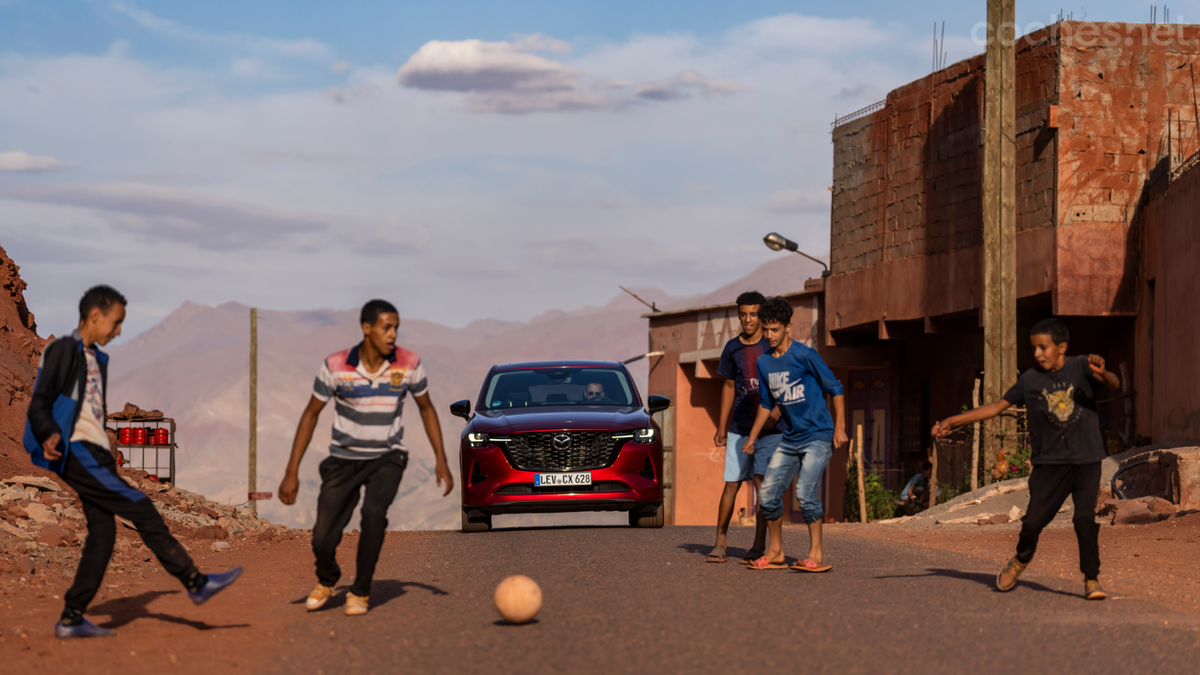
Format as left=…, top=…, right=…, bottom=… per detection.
left=757, top=341, right=844, bottom=445
left=717, top=336, right=785, bottom=437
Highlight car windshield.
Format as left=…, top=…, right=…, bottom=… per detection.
left=482, top=367, right=637, bottom=409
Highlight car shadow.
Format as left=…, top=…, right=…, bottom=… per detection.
left=91, top=590, right=251, bottom=631
left=874, top=568, right=1079, bottom=598
left=486, top=524, right=630, bottom=533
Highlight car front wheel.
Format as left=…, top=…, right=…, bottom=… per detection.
left=461, top=509, right=492, bottom=533
left=628, top=502, right=664, bottom=528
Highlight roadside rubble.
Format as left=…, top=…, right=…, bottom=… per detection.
left=0, top=467, right=300, bottom=582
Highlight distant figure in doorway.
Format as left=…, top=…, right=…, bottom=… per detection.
left=898, top=461, right=933, bottom=516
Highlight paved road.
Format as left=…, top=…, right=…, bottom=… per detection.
left=264, top=525, right=1200, bottom=675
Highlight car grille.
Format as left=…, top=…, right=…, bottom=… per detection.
left=503, top=431, right=625, bottom=471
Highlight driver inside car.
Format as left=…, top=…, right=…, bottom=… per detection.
left=583, top=382, right=606, bottom=401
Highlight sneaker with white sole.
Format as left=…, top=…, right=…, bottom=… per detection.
left=344, top=593, right=369, bottom=616
left=306, top=583, right=334, bottom=611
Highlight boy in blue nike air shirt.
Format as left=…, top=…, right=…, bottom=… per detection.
left=743, top=297, right=846, bottom=572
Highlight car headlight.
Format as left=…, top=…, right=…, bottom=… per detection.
left=634, top=427, right=656, bottom=443
left=468, top=433, right=488, bottom=448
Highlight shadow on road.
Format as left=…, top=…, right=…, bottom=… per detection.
left=295, top=580, right=450, bottom=611
left=370, top=580, right=449, bottom=609
left=486, top=525, right=630, bottom=533
left=875, top=568, right=1078, bottom=598
left=91, top=590, right=251, bottom=631
left=677, top=542, right=759, bottom=562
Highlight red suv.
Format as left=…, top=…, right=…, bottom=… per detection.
left=450, top=360, right=671, bottom=532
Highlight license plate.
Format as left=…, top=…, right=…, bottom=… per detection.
left=534, top=472, right=592, bottom=487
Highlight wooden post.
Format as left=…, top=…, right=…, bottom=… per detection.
left=929, top=439, right=939, bottom=510
left=971, top=378, right=981, bottom=492
left=855, top=424, right=866, bottom=523
left=983, top=0, right=1018, bottom=485
left=249, top=307, right=258, bottom=517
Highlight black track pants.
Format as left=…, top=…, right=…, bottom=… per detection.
left=1016, top=461, right=1102, bottom=579
left=311, top=451, right=407, bottom=597
left=61, top=442, right=198, bottom=613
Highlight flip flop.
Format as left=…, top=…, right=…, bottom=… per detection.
left=705, top=547, right=727, bottom=564
left=747, top=556, right=788, bottom=570
left=790, top=558, right=833, bottom=573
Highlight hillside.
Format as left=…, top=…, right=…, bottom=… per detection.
left=0, top=245, right=50, bottom=482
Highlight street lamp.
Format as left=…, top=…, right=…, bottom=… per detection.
left=763, top=232, right=830, bottom=277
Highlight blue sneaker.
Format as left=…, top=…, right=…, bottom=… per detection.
left=187, top=567, right=244, bottom=605
left=55, top=618, right=116, bottom=639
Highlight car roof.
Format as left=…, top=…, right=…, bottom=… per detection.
left=492, top=360, right=625, bottom=372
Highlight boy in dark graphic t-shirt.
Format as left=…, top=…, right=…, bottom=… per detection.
left=705, top=291, right=784, bottom=564
left=933, top=318, right=1120, bottom=600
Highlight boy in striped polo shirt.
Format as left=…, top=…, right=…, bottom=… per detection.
left=279, top=299, right=454, bottom=616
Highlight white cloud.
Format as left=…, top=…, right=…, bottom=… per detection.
left=110, top=1, right=331, bottom=58
left=762, top=188, right=831, bottom=214
left=512, top=33, right=573, bottom=54
left=330, top=59, right=353, bottom=74
left=398, top=39, right=583, bottom=94
left=0, top=182, right=328, bottom=250
left=634, top=70, right=740, bottom=101
left=0, top=150, right=62, bottom=172
left=397, top=39, right=743, bottom=114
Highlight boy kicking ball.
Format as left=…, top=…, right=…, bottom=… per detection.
left=24, top=286, right=242, bottom=638
left=932, top=318, right=1118, bottom=600
left=742, top=297, right=847, bottom=572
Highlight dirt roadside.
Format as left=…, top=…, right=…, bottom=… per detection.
left=846, top=515, right=1200, bottom=614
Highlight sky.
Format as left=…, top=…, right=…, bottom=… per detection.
left=1, top=0, right=1191, bottom=340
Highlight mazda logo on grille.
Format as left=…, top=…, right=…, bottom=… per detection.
left=552, top=433, right=572, bottom=451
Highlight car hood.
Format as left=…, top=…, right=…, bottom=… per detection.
left=469, top=406, right=650, bottom=434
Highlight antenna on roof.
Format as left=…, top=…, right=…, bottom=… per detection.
left=619, top=286, right=660, bottom=312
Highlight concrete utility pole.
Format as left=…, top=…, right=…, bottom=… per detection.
left=982, top=0, right=1018, bottom=482
left=249, top=307, right=258, bottom=516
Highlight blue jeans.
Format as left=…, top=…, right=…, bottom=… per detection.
left=758, top=438, right=833, bottom=524
left=724, top=432, right=782, bottom=482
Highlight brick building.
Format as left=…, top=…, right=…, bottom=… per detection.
left=645, top=21, right=1200, bottom=525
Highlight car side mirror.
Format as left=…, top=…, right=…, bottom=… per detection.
left=647, top=395, right=671, bottom=414
left=449, top=399, right=473, bottom=420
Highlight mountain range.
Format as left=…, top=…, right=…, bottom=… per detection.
left=106, top=253, right=825, bottom=531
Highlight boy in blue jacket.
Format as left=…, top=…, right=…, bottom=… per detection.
left=743, top=297, right=846, bottom=572
left=24, top=285, right=242, bottom=638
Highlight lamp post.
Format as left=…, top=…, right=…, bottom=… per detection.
left=762, top=232, right=830, bottom=277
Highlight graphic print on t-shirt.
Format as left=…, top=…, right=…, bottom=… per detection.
left=1042, top=385, right=1076, bottom=423
left=767, top=371, right=806, bottom=405
left=82, top=348, right=104, bottom=428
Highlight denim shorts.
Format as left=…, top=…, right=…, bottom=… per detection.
left=723, top=432, right=781, bottom=482
left=758, top=437, right=833, bottom=524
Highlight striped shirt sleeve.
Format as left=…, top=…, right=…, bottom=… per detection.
left=409, top=360, right=429, bottom=398
left=312, top=359, right=336, bottom=402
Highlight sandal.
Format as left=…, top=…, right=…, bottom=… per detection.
left=747, top=556, right=788, bottom=570
left=789, top=558, right=833, bottom=573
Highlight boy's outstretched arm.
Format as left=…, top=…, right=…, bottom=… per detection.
left=279, top=396, right=326, bottom=505
left=1088, top=354, right=1121, bottom=391
left=932, top=400, right=1012, bottom=438
left=414, top=393, right=454, bottom=496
